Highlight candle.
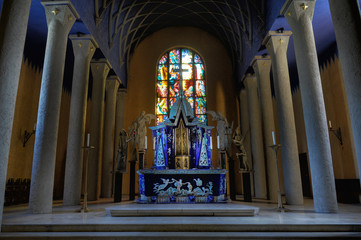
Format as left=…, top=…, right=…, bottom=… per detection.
left=33, top=123, right=36, bottom=131
left=210, top=136, right=213, bottom=150
left=329, top=120, right=332, bottom=129
left=145, top=136, right=147, bottom=150
left=217, top=135, right=220, bottom=149
left=87, top=133, right=90, bottom=147
left=153, top=137, right=156, bottom=150
left=272, top=131, right=276, bottom=145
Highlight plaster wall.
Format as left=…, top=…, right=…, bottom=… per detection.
left=7, top=58, right=73, bottom=200
left=320, top=55, right=358, bottom=179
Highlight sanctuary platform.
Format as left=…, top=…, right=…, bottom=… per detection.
left=1, top=199, right=361, bottom=239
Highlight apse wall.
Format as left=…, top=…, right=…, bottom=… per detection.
left=124, top=26, right=240, bottom=195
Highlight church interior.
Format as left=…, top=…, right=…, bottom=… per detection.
left=1, top=0, right=361, bottom=239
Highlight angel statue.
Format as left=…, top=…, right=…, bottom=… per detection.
left=115, top=129, right=129, bottom=173
left=233, top=126, right=249, bottom=171
left=133, top=111, right=156, bottom=150
left=207, top=111, right=232, bottom=151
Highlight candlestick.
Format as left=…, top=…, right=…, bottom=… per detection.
left=329, top=120, right=332, bottom=128
left=145, top=136, right=147, bottom=150
left=87, top=133, right=90, bottom=147
left=217, top=135, right=220, bottom=149
left=272, top=131, right=276, bottom=145
left=210, top=136, right=213, bottom=150
left=153, top=137, right=156, bottom=150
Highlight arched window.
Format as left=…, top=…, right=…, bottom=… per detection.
left=156, top=48, right=207, bottom=125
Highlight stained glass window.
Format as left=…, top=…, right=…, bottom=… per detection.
left=156, top=48, right=207, bottom=125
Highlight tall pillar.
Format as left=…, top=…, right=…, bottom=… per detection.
left=282, top=0, right=337, bottom=213
left=239, top=89, right=254, bottom=196
left=114, top=88, right=127, bottom=166
left=113, top=88, right=127, bottom=202
left=329, top=0, right=361, bottom=186
left=101, top=76, right=120, bottom=198
left=63, top=35, right=98, bottom=206
left=251, top=56, right=278, bottom=203
left=88, top=59, right=111, bottom=200
left=263, top=31, right=304, bottom=205
left=29, top=1, right=78, bottom=214
left=0, top=0, right=31, bottom=229
left=244, top=75, right=267, bottom=199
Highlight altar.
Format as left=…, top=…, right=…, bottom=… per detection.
left=136, top=93, right=228, bottom=203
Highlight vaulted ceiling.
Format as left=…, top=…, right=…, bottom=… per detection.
left=0, top=0, right=340, bottom=89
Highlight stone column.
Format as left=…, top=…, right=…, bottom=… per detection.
left=63, top=35, right=98, bottom=206
left=244, top=75, right=267, bottom=199
left=239, top=89, right=254, bottom=196
left=263, top=31, right=304, bottom=205
left=29, top=1, right=78, bottom=214
left=88, top=59, right=111, bottom=200
left=329, top=0, right=361, bottom=187
left=0, top=0, right=31, bottom=229
left=101, top=76, right=121, bottom=198
left=282, top=0, right=337, bottom=212
left=251, top=56, right=278, bottom=203
left=114, top=88, right=127, bottom=166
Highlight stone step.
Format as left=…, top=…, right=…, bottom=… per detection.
left=106, top=203, right=259, bottom=217
left=1, top=232, right=361, bottom=239
left=2, top=223, right=361, bottom=233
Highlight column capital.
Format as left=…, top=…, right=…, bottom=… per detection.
left=263, top=31, right=292, bottom=55
left=91, top=58, right=112, bottom=80
left=69, top=34, right=98, bottom=60
left=117, top=88, right=127, bottom=94
left=242, top=74, right=257, bottom=88
left=251, top=55, right=272, bottom=72
left=281, top=0, right=315, bottom=21
left=42, top=1, right=79, bottom=29
left=106, top=75, right=121, bottom=91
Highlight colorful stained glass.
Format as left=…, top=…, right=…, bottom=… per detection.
left=194, top=54, right=202, bottom=63
left=157, top=115, right=167, bottom=124
left=182, top=49, right=193, bottom=63
left=194, top=64, right=204, bottom=79
left=169, top=81, right=179, bottom=97
left=156, top=48, right=206, bottom=125
left=169, top=49, right=180, bottom=63
left=182, top=64, right=193, bottom=80
left=195, top=97, right=206, bottom=114
left=156, top=98, right=168, bottom=115
left=157, top=81, right=168, bottom=97
left=169, top=64, right=180, bottom=81
left=169, top=98, right=176, bottom=108
left=196, top=115, right=207, bottom=123
left=159, top=53, right=168, bottom=64
left=187, top=97, right=194, bottom=108
left=195, top=80, right=206, bottom=97
left=157, top=65, right=168, bottom=80
left=183, top=80, right=193, bottom=97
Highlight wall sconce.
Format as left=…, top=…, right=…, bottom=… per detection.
left=23, top=124, right=36, bottom=147
left=328, top=121, right=343, bottom=145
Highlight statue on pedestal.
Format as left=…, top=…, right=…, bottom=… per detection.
left=233, top=126, right=249, bottom=171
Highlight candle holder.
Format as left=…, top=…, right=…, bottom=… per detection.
left=23, top=129, right=36, bottom=147
left=79, top=145, right=95, bottom=213
left=269, top=144, right=289, bottom=212
left=329, top=127, right=343, bottom=145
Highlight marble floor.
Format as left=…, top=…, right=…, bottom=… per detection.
left=1, top=197, right=361, bottom=239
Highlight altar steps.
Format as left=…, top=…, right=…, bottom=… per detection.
left=1, top=231, right=361, bottom=239
left=106, top=202, right=259, bottom=217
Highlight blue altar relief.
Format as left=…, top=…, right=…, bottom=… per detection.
left=139, top=94, right=227, bottom=203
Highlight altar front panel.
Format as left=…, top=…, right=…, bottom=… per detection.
left=138, top=169, right=227, bottom=203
